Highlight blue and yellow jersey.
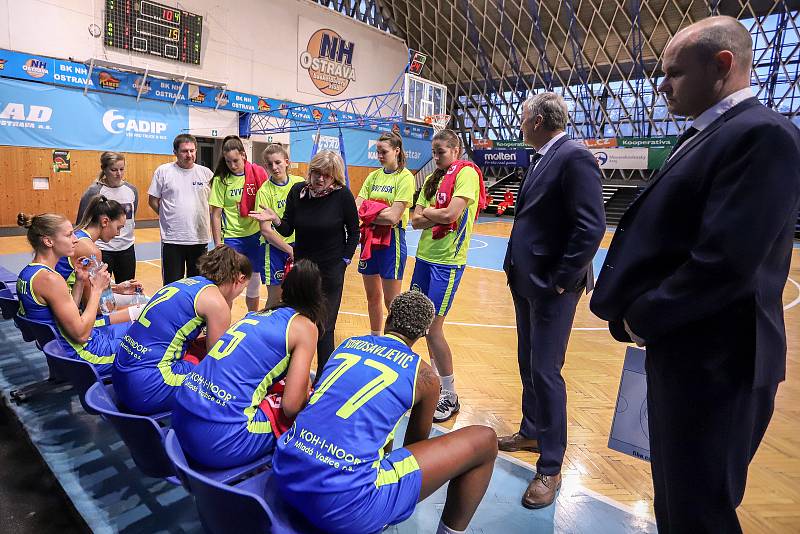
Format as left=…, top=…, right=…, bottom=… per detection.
left=358, top=168, right=415, bottom=228
left=54, top=228, right=92, bottom=289
left=255, top=175, right=305, bottom=245
left=273, top=334, right=421, bottom=493
left=208, top=173, right=261, bottom=238
left=17, top=262, right=119, bottom=369
left=114, top=276, right=215, bottom=384
left=175, top=307, right=299, bottom=431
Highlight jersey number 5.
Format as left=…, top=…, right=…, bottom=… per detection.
left=308, top=353, right=399, bottom=419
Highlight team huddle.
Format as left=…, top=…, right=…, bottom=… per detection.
left=15, top=129, right=495, bottom=533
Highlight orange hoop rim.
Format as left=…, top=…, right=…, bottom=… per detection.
left=424, top=114, right=451, bottom=131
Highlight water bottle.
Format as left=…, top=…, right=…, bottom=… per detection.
left=88, top=254, right=116, bottom=315
left=131, top=287, right=148, bottom=307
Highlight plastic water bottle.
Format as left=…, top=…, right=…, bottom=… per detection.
left=131, top=287, right=148, bottom=307
left=88, top=254, right=116, bottom=315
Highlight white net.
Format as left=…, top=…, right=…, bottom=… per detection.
left=425, top=114, right=451, bottom=132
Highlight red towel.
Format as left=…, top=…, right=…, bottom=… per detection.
left=358, top=199, right=392, bottom=261
left=258, top=379, right=311, bottom=437
left=432, top=161, right=487, bottom=239
left=238, top=162, right=269, bottom=218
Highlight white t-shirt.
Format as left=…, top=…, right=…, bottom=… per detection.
left=148, top=162, right=212, bottom=244
left=77, top=181, right=138, bottom=251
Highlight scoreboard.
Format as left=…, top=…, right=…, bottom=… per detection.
left=105, top=0, right=203, bottom=65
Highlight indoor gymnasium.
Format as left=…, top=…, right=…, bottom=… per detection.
left=0, top=1, right=798, bottom=533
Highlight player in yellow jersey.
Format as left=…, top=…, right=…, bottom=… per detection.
left=209, top=136, right=267, bottom=312
left=253, top=144, right=306, bottom=307
left=355, top=132, right=416, bottom=335
left=411, top=129, right=484, bottom=422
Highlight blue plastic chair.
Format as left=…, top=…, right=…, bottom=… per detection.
left=0, top=288, right=18, bottom=320
left=165, top=430, right=318, bottom=534
left=86, top=384, right=274, bottom=487
left=6, top=313, right=64, bottom=403
left=41, top=340, right=111, bottom=414
left=14, top=314, right=57, bottom=349
left=84, top=383, right=179, bottom=482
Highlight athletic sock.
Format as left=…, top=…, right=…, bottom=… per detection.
left=439, top=374, right=455, bottom=393
left=436, top=520, right=466, bottom=534
left=370, top=330, right=382, bottom=336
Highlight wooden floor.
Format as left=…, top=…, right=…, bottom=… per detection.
left=3, top=223, right=799, bottom=532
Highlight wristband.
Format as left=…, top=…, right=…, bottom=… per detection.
left=343, top=257, right=352, bottom=265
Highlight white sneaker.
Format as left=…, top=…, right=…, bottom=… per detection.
left=433, top=389, right=460, bottom=422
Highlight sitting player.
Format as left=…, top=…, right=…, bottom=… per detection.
left=112, top=245, right=252, bottom=415
left=16, top=213, right=133, bottom=374
left=55, top=195, right=142, bottom=305
left=171, top=259, right=323, bottom=469
left=272, top=291, right=498, bottom=534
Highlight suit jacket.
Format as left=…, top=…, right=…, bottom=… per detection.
left=504, top=136, right=606, bottom=298
left=590, top=98, right=800, bottom=387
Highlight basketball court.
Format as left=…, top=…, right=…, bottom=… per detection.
left=1, top=223, right=798, bottom=532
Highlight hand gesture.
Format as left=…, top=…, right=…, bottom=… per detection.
left=249, top=204, right=278, bottom=223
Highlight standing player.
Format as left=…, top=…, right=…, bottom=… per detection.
left=112, top=245, right=252, bottom=415
left=209, top=135, right=268, bottom=312
left=273, top=291, right=497, bottom=534
left=355, top=132, right=415, bottom=335
left=253, top=144, right=305, bottom=307
left=171, top=259, right=323, bottom=469
left=410, top=129, right=485, bottom=422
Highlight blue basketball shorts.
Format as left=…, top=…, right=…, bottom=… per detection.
left=112, top=358, right=197, bottom=415
left=358, top=226, right=407, bottom=280
left=283, top=447, right=422, bottom=534
left=264, top=243, right=292, bottom=286
left=410, top=258, right=465, bottom=316
left=223, top=232, right=266, bottom=283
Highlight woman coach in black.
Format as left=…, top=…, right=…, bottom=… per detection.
left=252, top=150, right=358, bottom=375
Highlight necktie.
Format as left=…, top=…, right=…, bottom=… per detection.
left=668, top=126, right=699, bottom=158
left=516, top=153, right=543, bottom=210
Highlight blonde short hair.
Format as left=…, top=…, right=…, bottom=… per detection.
left=307, top=150, right=346, bottom=187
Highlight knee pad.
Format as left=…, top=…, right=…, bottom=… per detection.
left=246, top=274, right=261, bottom=299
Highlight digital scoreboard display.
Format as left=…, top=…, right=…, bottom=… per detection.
left=105, top=0, right=203, bottom=65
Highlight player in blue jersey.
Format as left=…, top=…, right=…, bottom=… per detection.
left=273, top=291, right=497, bottom=534
left=16, top=212, right=136, bottom=374
left=55, top=195, right=142, bottom=306
left=112, top=245, right=253, bottom=415
left=171, top=259, right=324, bottom=469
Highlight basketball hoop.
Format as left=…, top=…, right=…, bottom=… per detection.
left=424, top=114, right=451, bottom=132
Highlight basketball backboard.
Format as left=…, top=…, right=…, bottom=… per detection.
left=404, top=73, right=447, bottom=125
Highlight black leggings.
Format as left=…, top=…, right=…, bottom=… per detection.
left=316, top=260, right=347, bottom=377
left=101, top=245, right=136, bottom=283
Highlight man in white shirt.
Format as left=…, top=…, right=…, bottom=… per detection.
left=591, top=16, right=800, bottom=532
left=148, top=134, right=213, bottom=284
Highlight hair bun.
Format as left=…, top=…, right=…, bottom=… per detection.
left=16, top=212, right=32, bottom=228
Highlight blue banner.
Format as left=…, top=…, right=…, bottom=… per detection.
left=472, top=148, right=536, bottom=167
left=290, top=127, right=431, bottom=169
left=0, top=77, right=188, bottom=154
left=0, top=47, right=434, bottom=141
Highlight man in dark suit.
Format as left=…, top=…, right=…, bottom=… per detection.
left=590, top=16, right=800, bottom=533
left=500, top=92, right=605, bottom=508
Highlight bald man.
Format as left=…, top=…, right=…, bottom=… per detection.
left=591, top=16, right=800, bottom=533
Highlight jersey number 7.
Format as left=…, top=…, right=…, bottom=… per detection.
left=308, top=353, right=399, bottom=420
